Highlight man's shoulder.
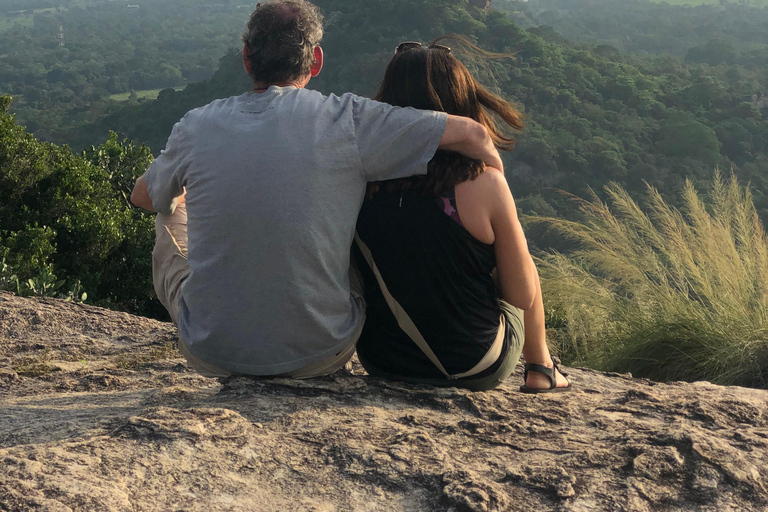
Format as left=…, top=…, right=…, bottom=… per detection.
left=174, top=90, right=387, bottom=128
left=294, top=88, right=357, bottom=108
left=321, top=91, right=382, bottom=108
left=180, top=89, right=351, bottom=116
left=275, top=89, right=381, bottom=121
left=181, top=93, right=249, bottom=122
left=304, top=91, right=403, bottom=126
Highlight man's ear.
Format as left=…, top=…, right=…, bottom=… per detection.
left=310, top=46, right=324, bottom=77
left=242, top=45, right=252, bottom=74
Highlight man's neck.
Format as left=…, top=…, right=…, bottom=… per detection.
left=252, top=77, right=310, bottom=92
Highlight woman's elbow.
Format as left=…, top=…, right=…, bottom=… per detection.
left=503, top=268, right=539, bottom=310
left=507, top=287, right=536, bottom=311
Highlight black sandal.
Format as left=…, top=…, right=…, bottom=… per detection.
left=519, top=361, right=571, bottom=394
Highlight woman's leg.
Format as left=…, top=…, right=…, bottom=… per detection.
left=521, top=270, right=569, bottom=389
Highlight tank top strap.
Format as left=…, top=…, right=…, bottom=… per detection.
left=435, top=188, right=463, bottom=227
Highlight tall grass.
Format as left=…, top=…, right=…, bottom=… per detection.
left=536, top=172, right=768, bottom=388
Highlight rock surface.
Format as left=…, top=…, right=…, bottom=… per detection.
left=1, top=291, right=767, bottom=512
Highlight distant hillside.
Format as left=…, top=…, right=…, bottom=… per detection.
left=0, top=0, right=248, bottom=142
left=74, top=0, right=768, bottom=220
left=523, top=0, right=768, bottom=60
left=71, top=50, right=252, bottom=156
left=649, top=0, right=768, bottom=5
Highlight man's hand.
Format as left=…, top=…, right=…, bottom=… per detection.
left=439, top=115, right=504, bottom=173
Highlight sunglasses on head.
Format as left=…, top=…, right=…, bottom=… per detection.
left=395, top=42, right=452, bottom=54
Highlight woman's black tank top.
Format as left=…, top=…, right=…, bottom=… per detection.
left=354, top=188, right=502, bottom=379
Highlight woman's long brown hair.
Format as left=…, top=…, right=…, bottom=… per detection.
left=370, top=36, right=524, bottom=196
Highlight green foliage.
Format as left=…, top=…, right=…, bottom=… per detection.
left=75, top=50, right=252, bottom=153
left=536, top=172, right=768, bottom=388
left=489, top=2, right=768, bottom=219
left=108, top=87, right=183, bottom=102
left=59, top=0, right=768, bottom=222
left=85, top=131, right=154, bottom=208
left=649, top=0, right=768, bottom=6
left=1, top=0, right=766, bottom=224
left=0, top=0, right=245, bottom=142
left=0, top=248, right=87, bottom=302
left=654, top=112, right=722, bottom=166
left=0, top=95, right=160, bottom=316
left=0, top=225, right=56, bottom=280
left=520, top=0, right=768, bottom=60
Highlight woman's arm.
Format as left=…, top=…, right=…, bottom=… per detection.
left=455, top=169, right=537, bottom=309
left=484, top=171, right=538, bottom=310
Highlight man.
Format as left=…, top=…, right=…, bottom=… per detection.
left=131, top=0, right=504, bottom=379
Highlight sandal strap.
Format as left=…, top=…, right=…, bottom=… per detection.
left=523, top=362, right=557, bottom=390
left=552, top=357, right=569, bottom=377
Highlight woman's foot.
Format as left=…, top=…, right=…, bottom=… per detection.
left=520, top=360, right=570, bottom=393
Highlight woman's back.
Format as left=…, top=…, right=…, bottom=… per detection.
left=355, top=37, right=570, bottom=392
left=355, top=179, right=502, bottom=379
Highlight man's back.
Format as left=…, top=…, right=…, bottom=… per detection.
left=144, top=86, right=446, bottom=374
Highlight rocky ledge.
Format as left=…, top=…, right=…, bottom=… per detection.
left=0, top=291, right=766, bottom=512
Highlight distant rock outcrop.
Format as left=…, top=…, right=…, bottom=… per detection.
left=1, top=291, right=767, bottom=511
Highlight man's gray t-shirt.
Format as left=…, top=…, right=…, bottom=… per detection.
left=144, top=86, right=447, bottom=374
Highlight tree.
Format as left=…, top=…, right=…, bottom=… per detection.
left=654, top=112, right=722, bottom=168
left=0, top=96, right=162, bottom=317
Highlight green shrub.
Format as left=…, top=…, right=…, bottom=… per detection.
left=0, top=95, right=160, bottom=317
left=536, top=172, right=768, bottom=388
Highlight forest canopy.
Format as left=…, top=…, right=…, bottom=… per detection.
left=3, top=0, right=768, bottom=273
left=0, top=0, right=246, bottom=142
left=46, top=0, right=768, bottom=220
left=3, top=0, right=768, bottom=264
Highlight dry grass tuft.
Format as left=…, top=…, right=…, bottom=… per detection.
left=535, top=171, right=768, bottom=388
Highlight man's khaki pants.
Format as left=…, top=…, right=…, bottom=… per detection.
left=152, top=204, right=358, bottom=379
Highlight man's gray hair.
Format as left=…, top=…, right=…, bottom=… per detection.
left=242, top=0, right=324, bottom=85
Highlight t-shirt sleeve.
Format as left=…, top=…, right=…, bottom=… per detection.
left=351, top=95, right=448, bottom=182
left=143, top=117, right=190, bottom=215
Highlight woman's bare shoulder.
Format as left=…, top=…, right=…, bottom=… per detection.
left=460, top=168, right=511, bottom=202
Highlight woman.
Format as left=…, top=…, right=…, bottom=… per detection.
left=354, top=38, right=570, bottom=392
